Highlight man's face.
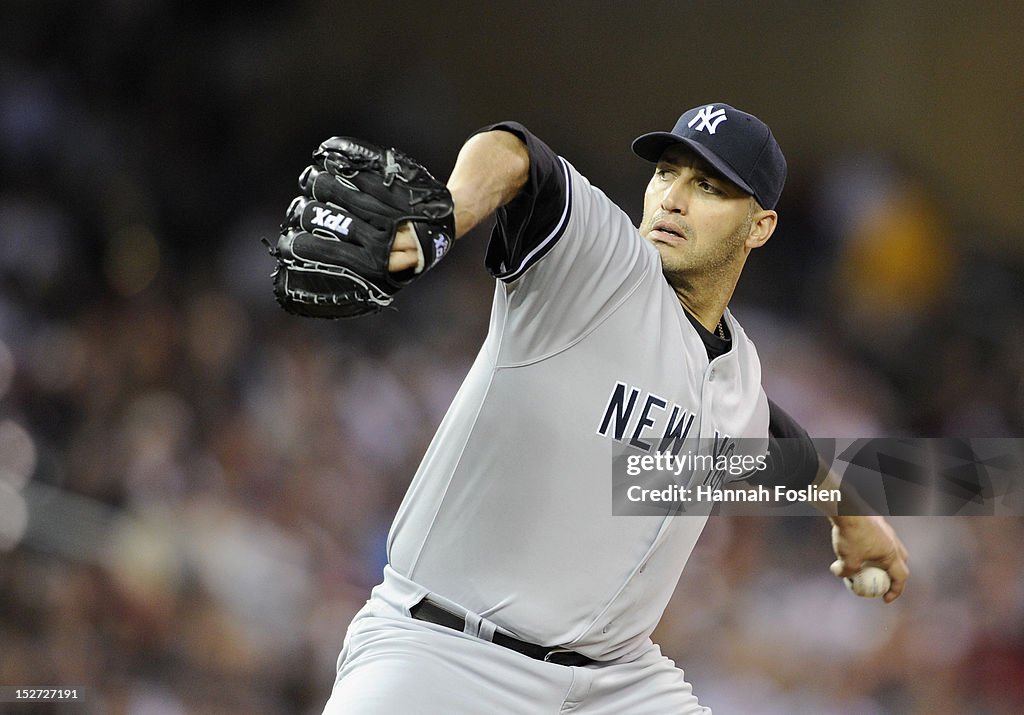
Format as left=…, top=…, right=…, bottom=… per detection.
left=638, top=144, right=755, bottom=281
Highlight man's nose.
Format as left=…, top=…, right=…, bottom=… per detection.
left=660, top=179, right=689, bottom=214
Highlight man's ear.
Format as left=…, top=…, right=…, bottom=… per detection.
left=745, top=209, right=777, bottom=249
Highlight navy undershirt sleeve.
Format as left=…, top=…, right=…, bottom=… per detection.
left=470, top=122, right=570, bottom=281
left=761, top=398, right=820, bottom=488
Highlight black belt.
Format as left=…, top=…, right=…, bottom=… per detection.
left=409, top=597, right=595, bottom=667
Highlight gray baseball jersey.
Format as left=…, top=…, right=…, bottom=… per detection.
left=386, top=123, right=770, bottom=662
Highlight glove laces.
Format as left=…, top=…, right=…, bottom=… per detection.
left=383, top=149, right=401, bottom=187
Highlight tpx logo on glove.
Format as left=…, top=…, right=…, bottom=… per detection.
left=311, top=205, right=354, bottom=236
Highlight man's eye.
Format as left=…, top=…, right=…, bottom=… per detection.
left=698, top=180, right=720, bottom=194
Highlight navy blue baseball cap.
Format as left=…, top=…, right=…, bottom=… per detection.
left=632, top=103, right=787, bottom=210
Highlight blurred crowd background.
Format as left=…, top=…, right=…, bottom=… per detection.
left=1, top=1, right=1022, bottom=713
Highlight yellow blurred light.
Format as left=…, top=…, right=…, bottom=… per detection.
left=105, top=224, right=161, bottom=296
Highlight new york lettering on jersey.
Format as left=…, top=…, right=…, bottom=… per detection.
left=597, top=380, right=766, bottom=489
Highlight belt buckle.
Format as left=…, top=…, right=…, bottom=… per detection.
left=542, top=648, right=573, bottom=663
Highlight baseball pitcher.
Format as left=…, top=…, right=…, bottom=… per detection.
left=267, top=103, right=910, bottom=714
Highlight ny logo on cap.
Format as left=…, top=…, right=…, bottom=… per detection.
left=688, top=105, right=728, bottom=134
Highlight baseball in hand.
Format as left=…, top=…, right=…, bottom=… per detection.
left=844, top=566, right=891, bottom=598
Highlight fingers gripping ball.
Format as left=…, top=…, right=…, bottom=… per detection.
left=266, top=137, right=455, bottom=318
left=844, top=566, right=891, bottom=599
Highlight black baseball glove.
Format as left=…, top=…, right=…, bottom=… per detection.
left=266, top=137, right=455, bottom=318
